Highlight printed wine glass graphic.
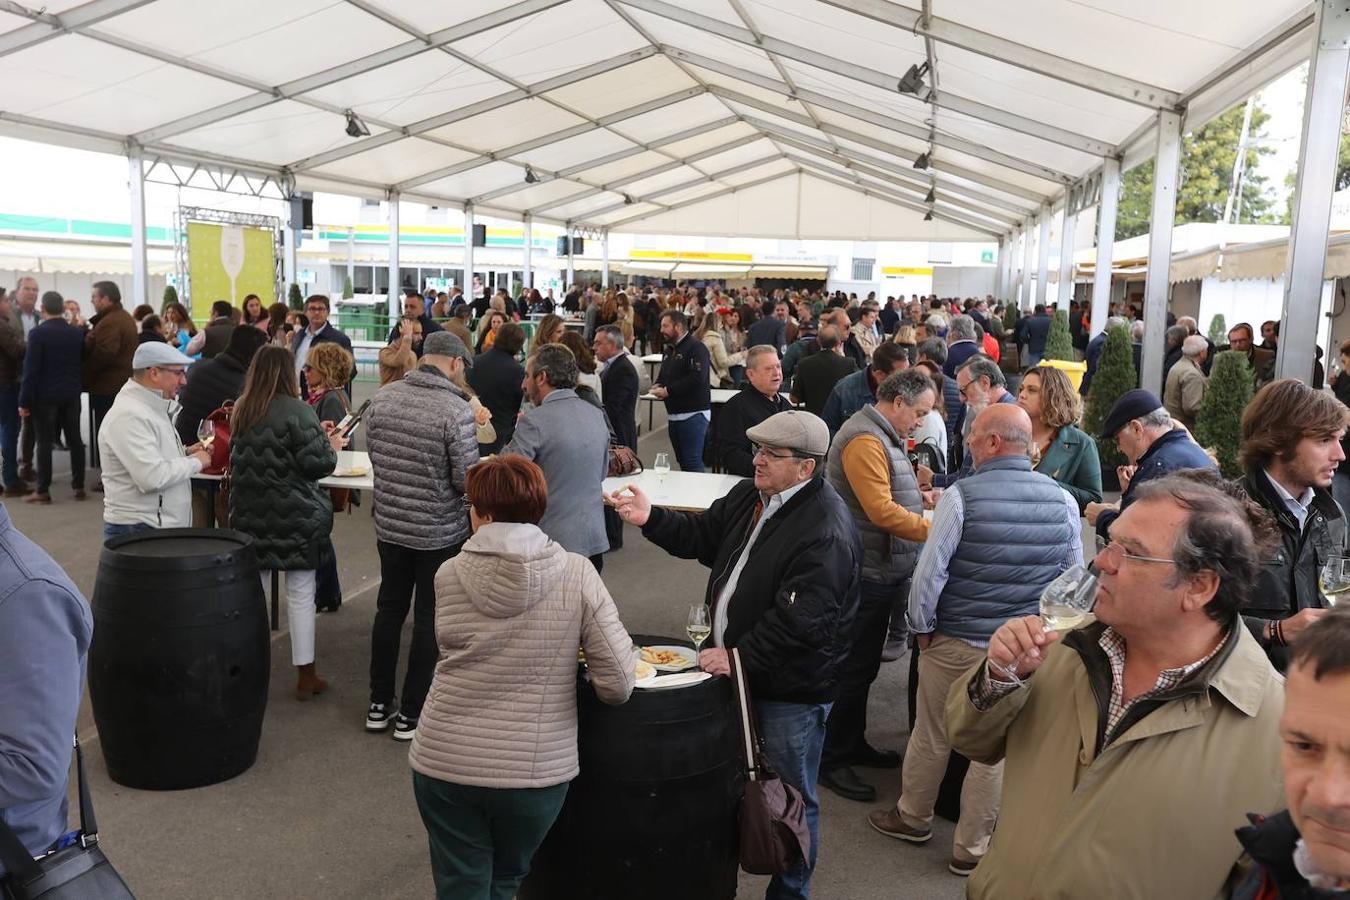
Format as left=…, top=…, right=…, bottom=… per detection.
left=220, top=226, right=246, bottom=306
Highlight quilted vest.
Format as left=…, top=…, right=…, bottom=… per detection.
left=938, top=455, right=1076, bottom=644
left=825, top=403, right=923, bottom=584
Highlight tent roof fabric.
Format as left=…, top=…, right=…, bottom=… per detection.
left=0, top=0, right=1315, bottom=242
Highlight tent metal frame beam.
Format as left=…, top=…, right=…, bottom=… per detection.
left=0, top=0, right=156, bottom=56
left=579, top=155, right=785, bottom=219
left=614, top=0, right=1114, bottom=157
left=789, top=160, right=1002, bottom=237
left=128, top=0, right=570, bottom=143
left=594, top=169, right=799, bottom=231
left=814, top=0, right=1180, bottom=110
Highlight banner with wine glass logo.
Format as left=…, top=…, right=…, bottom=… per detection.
left=185, top=222, right=276, bottom=315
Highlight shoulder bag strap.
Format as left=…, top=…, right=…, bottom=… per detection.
left=73, top=738, right=98, bottom=845
left=0, top=736, right=93, bottom=880
left=729, top=647, right=762, bottom=781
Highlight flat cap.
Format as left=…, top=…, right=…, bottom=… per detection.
left=745, top=410, right=830, bottom=458
left=132, top=341, right=195, bottom=369
left=423, top=330, right=471, bottom=366
left=1101, top=388, right=1164, bottom=439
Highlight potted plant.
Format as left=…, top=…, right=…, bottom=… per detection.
left=162, top=285, right=178, bottom=312
left=1040, top=308, right=1088, bottom=389
left=288, top=283, right=304, bottom=311
left=1206, top=313, right=1227, bottom=347
left=1083, top=323, right=1137, bottom=491
left=1194, top=349, right=1254, bottom=478
left=342, top=276, right=354, bottom=300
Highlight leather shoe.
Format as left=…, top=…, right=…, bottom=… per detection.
left=851, top=742, right=901, bottom=769
left=818, top=766, right=876, bottom=802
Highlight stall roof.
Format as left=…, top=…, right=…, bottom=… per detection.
left=0, top=0, right=1317, bottom=241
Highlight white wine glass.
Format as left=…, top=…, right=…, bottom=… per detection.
left=196, top=418, right=215, bottom=450
left=687, top=605, right=711, bottom=665
left=1320, top=556, right=1350, bottom=607
left=653, top=452, right=670, bottom=484
left=988, top=564, right=1098, bottom=684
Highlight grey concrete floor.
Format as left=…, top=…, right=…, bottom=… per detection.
left=18, top=388, right=973, bottom=900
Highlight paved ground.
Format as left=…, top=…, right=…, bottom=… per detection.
left=18, top=387, right=978, bottom=900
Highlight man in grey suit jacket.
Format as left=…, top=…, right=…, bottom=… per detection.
left=504, top=343, right=611, bottom=571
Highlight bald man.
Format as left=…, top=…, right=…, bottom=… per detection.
left=869, top=403, right=1082, bottom=875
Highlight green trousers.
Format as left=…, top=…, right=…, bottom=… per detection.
left=412, top=771, right=569, bottom=900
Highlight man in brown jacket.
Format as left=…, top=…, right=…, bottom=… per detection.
left=945, top=474, right=1285, bottom=899
left=83, top=281, right=138, bottom=487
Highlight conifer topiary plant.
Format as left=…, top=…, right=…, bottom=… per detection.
left=1207, top=313, right=1227, bottom=347
left=1194, top=349, right=1254, bottom=479
left=1003, top=303, right=1020, bottom=333
left=1043, top=308, right=1075, bottom=361
left=342, top=276, right=354, bottom=300
left=288, top=283, right=304, bottom=311
left=1084, top=323, right=1137, bottom=471
left=162, top=285, right=178, bottom=312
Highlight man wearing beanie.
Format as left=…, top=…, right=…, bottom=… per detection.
left=98, top=341, right=211, bottom=541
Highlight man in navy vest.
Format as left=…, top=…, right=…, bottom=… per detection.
left=868, top=403, right=1082, bottom=877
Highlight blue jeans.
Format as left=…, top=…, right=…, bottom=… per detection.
left=103, top=521, right=153, bottom=544
left=756, top=700, right=832, bottom=900
left=668, top=413, right=708, bottom=473
left=0, top=384, right=18, bottom=488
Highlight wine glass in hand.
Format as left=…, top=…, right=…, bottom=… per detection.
left=687, top=605, right=711, bottom=660
left=196, top=418, right=215, bottom=451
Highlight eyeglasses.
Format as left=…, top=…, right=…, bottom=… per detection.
left=752, top=443, right=806, bottom=461
left=1094, top=535, right=1175, bottom=566
left=154, top=367, right=188, bottom=379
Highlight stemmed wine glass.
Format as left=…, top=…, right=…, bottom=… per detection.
left=1320, top=556, right=1350, bottom=607
left=196, top=418, right=215, bottom=451
left=687, top=605, right=711, bottom=669
left=653, top=452, right=670, bottom=484
left=987, top=564, right=1098, bottom=684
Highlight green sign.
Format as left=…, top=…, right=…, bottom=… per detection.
left=981, top=249, right=995, bottom=263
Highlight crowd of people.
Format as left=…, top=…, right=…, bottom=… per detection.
left=2, top=273, right=1349, bottom=900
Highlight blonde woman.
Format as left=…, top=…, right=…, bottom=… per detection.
left=696, top=309, right=747, bottom=388
left=1016, top=364, right=1102, bottom=512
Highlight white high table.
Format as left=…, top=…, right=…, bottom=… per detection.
left=638, top=388, right=739, bottom=431
left=602, top=470, right=743, bottom=512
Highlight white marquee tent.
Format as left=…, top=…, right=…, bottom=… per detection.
left=0, top=0, right=1345, bottom=387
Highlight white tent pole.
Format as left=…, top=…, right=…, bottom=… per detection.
left=993, top=239, right=1005, bottom=300
left=601, top=229, right=610, bottom=288
left=1091, top=158, right=1120, bottom=338
left=463, top=204, right=475, bottom=307
left=284, top=195, right=300, bottom=305
left=522, top=215, right=533, bottom=290
left=127, top=145, right=149, bottom=310
left=1002, top=236, right=1014, bottom=303
left=1021, top=217, right=1036, bottom=310
left=566, top=224, right=574, bottom=288
left=1035, top=208, right=1052, bottom=307
left=387, top=192, right=400, bottom=322
left=346, top=227, right=355, bottom=294
left=1278, top=0, right=1350, bottom=383
left=1141, top=110, right=1183, bottom=396
left=1057, top=207, right=1077, bottom=308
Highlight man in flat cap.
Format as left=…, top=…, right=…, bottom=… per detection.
left=98, top=342, right=210, bottom=542
left=608, top=410, right=863, bottom=900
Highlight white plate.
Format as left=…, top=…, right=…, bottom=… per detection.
left=640, top=671, right=711, bottom=690
left=640, top=644, right=698, bottom=672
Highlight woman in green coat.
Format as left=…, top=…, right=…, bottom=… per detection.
left=229, top=345, right=342, bottom=700
left=1017, top=365, right=1102, bottom=514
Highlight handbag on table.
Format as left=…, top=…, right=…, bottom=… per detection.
left=728, top=648, right=811, bottom=875
left=0, top=739, right=134, bottom=899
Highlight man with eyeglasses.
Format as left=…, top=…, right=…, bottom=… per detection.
left=943, top=474, right=1286, bottom=899
left=290, top=294, right=353, bottom=398
left=608, top=410, right=862, bottom=900
left=921, top=355, right=1017, bottom=489
left=869, top=403, right=1080, bottom=877
left=97, top=342, right=210, bottom=542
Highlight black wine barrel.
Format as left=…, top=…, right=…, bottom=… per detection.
left=520, top=639, right=742, bottom=899
left=88, top=528, right=269, bottom=790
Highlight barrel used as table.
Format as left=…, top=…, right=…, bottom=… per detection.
left=520, top=637, right=743, bottom=900
left=88, top=528, right=270, bottom=791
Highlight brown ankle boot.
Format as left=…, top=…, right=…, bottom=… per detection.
left=295, top=663, right=328, bottom=701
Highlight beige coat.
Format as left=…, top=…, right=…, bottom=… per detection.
left=702, top=331, right=746, bottom=388
left=409, top=521, right=636, bottom=789
left=947, top=622, right=1284, bottom=900
left=1164, top=356, right=1208, bottom=431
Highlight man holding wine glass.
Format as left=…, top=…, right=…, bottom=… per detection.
left=944, top=475, right=1287, bottom=899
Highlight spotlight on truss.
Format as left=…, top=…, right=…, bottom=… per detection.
left=623, top=194, right=635, bottom=205
left=923, top=209, right=934, bottom=222
left=913, top=152, right=931, bottom=170
left=524, top=166, right=539, bottom=184
left=344, top=110, right=370, bottom=138
left=924, top=186, right=935, bottom=204
left=897, top=61, right=930, bottom=96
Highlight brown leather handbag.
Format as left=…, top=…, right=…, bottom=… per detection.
left=729, top=647, right=811, bottom=875
left=606, top=444, right=643, bottom=478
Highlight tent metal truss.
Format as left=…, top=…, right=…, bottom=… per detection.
left=172, top=206, right=283, bottom=313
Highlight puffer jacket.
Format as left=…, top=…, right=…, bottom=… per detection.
left=228, top=395, right=337, bottom=570
left=366, top=366, right=478, bottom=551
left=410, top=522, right=635, bottom=788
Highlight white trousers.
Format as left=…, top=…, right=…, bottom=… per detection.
left=260, top=569, right=317, bottom=666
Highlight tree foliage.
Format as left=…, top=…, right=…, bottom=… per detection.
left=1194, top=350, right=1255, bottom=479
left=1002, top=303, right=1020, bottom=333
left=1043, top=309, right=1075, bottom=361
left=288, top=283, right=304, bottom=311
left=1206, top=313, right=1228, bottom=346
left=1117, top=101, right=1278, bottom=240
left=161, top=285, right=178, bottom=312
left=342, top=276, right=354, bottom=300
left=1084, top=324, right=1138, bottom=469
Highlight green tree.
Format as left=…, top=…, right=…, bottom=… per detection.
left=1084, top=324, right=1137, bottom=470
left=162, top=285, right=178, bottom=312
left=1206, top=313, right=1227, bottom=346
left=1043, top=309, right=1074, bottom=361
left=1194, top=350, right=1255, bottom=478
left=288, top=283, right=303, bottom=311
left=1002, top=304, right=1020, bottom=333
left=1117, top=101, right=1278, bottom=240
left=342, top=276, right=354, bottom=300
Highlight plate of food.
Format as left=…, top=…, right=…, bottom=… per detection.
left=641, top=670, right=711, bottom=690
left=332, top=466, right=368, bottom=478
left=639, top=645, right=698, bottom=672
left=635, top=659, right=658, bottom=687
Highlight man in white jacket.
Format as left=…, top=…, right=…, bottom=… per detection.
left=98, top=342, right=210, bottom=542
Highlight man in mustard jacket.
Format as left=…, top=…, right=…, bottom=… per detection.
left=947, top=473, right=1285, bottom=899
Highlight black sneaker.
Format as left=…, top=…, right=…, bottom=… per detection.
left=392, top=713, right=417, bottom=742
left=366, top=701, right=397, bottom=732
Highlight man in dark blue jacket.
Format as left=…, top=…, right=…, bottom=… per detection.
left=18, top=292, right=86, bottom=503
left=290, top=294, right=354, bottom=397
left=1015, top=304, right=1051, bottom=367
left=653, top=310, right=711, bottom=472
left=385, top=289, right=442, bottom=347
left=1087, top=389, right=1215, bottom=541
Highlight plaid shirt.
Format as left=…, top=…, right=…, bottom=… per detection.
left=971, top=627, right=1227, bottom=745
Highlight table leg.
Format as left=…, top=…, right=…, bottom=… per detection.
left=271, top=570, right=280, bottom=632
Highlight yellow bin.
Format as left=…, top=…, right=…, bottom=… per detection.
left=1039, top=358, right=1088, bottom=392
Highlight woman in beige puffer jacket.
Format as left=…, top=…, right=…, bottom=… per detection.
left=409, top=454, right=635, bottom=898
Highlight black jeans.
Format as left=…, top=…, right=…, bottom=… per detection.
left=822, top=578, right=907, bottom=770
left=90, top=393, right=115, bottom=468
left=33, top=400, right=84, bottom=493
left=370, top=540, right=462, bottom=720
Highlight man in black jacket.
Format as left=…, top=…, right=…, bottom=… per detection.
left=608, top=410, right=862, bottom=900
left=791, top=325, right=857, bottom=416
left=467, top=322, right=526, bottom=455
left=290, top=295, right=354, bottom=397
left=594, top=324, right=638, bottom=452
left=1238, top=379, right=1345, bottom=671
left=711, top=346, right=791, bottom=476
left=175, top=325, right=269, bottom=447
left=653, top=310, right=712, bottom=472
left=386, top=290, right=443, bottom=346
